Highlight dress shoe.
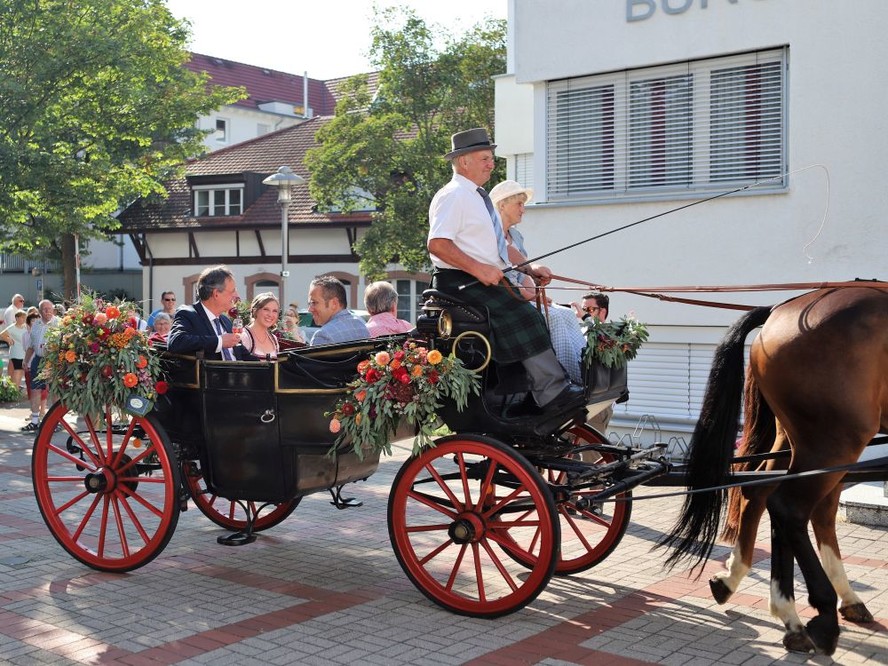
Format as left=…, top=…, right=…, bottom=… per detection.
left=540, top=384, right=585, bottom=417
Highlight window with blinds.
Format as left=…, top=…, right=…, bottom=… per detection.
left=546, top=48, right=787, bottom=201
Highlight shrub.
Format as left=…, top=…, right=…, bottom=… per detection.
left=0, top=375, right=22, bottom=403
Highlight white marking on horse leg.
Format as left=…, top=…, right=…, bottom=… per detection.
left=712, top=547, right=750, bottom=595
left=770, top=580, right=804, bottom=633
left=819, top=543, right=863, bottom=607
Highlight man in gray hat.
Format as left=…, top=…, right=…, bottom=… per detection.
left=427, top=128, right=584, bottom=418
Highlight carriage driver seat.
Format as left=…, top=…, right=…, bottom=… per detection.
left=417, top=290, right=576, bottom=438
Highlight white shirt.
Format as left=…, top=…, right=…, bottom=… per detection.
left=428, top=174, right=507, bottom=270
left=3, top=304, right=19, bottom=328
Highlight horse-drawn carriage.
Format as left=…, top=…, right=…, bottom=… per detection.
left=30, top=284, right=888, bottom=654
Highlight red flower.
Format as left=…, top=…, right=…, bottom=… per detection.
left=341, top=402, right=356, bottom=416
left=393, top=366, right=410, bottom=385
left=393, top=350, right=405, bottom=361
left=123, top=372, right=139, bottom=388
left=427, top=370, right=440, bottom=384
left=155, top=381, right=169, bottom=395
left=101, top=365, right=113, bottom=378
left=365, top=368, right=381, bottom=383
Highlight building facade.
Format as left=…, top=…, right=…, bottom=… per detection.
left=495, top=0, right=887, bottom=445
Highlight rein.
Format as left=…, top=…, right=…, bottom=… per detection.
left=540, top=276, right=888, bottom=311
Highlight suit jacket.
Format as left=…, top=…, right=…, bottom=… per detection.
left=167, top=303, right=243, bottom=360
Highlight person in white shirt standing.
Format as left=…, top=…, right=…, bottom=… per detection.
left=22, top=300, right=59, bottom=432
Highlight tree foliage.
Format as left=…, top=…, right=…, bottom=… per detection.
left=0, top=0, right=243, bottom=296
left=305, top=8, right=506, bottom=280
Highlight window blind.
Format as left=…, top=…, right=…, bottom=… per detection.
left=547, top=48, right=787, bottom=201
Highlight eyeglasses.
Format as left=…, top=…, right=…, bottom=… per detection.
left=163, top=297, right=176, bottom=302
left=307, top=300, right=323, bottom=308
left=583, top=306, right=601, bottom=315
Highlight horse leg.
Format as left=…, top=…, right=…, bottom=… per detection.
left=767, top=483, right=841, bottom=656
left=812, top=486, right=874, bottom=623
left=710, top=488, right=767, bottom=604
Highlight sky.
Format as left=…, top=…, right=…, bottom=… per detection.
left=164, top=0, right=507, bottom=80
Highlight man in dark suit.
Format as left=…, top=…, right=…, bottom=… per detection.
left=168, top=265, right=243, bottom=360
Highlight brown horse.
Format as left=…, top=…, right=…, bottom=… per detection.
left=659, top=286, right=888, bottom=655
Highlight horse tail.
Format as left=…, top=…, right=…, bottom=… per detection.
left=720, top=366, right=776, bottom=544
left=658, top=305, right=771, bottom=571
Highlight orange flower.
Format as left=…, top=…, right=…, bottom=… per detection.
left=355, top=389, right=367, bottom=402
left=375, top=351, right=391, bottom=366
left=123, top=372, right=139, bottom=388
left=411, top=364, right=423, bottom=378
left=105, top=305, right=120, bottom=319
left=123, top=327, right=137, bottom=339
left=357, top=359, right=371, bottom=374
left=427, top=349, right=443, bottom=365
left=136, top=355, right=148, bottom=369
left=64, top=350, right=76, bottom=363
left=329, top=418, right=342, bottom=434
left=390, top=358, right=402, bottom=370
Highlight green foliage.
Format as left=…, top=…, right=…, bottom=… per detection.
left=305, top=8, right=506, bottom=280
left=326, top=340, right=480, bottom=458
left=0, top=376, right=23, bottom=403
left=0, top=0, right=244, bottom=260
left=582, top=315, right=650, bottom=369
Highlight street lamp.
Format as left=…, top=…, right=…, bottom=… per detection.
left=262, top=166, right=305, bottom=306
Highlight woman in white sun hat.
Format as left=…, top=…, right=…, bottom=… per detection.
left=489, top=179, right=586, bottom=386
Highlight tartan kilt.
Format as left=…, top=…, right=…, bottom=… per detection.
left=431, top=269, right=552, bottom=364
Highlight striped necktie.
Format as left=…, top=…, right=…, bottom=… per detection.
left=477, top=187, right=510, bottom=266
left=214, top=318, right=233, bottom=360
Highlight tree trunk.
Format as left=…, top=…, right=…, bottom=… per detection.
left=60, top=233, right=77, bottom=303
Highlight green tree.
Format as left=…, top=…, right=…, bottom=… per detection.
left=305, top=8, right=506, bottom=280
left=0, top=0, right=243, bottom=298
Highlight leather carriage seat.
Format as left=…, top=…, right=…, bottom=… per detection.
left=421, top=289, right=488, bottom=327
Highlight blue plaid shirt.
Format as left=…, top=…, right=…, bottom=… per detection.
left=310, top=309, right=370, bottom=346
left=543, top=304, right=586, bottom=384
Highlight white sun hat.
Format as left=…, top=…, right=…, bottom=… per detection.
left=489, top=180, right=534, bottom=207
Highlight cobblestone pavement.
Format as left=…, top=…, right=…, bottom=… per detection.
left=0, top=398, right=886, bottom=665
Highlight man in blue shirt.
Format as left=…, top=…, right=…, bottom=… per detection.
left=307, top=275, right=369, bottom=345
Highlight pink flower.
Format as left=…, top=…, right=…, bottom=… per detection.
left=375, top=351, right=391, bottom=366
left=94, top=312, right=108, bottom=325
left=329, top=418, right=342, bottom=433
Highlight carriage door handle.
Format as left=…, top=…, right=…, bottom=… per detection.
left=260, top=409, right=276, bottom=424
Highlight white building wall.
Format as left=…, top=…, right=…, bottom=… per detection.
left=498, top=0, right=888, bottom=446
left=196, top=106, right=304, bottom=152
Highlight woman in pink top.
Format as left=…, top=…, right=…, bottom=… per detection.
left=364, top=281, right=413, bottom=338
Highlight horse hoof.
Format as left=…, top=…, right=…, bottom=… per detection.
left=783, top=630, right=815, bottom=654
left=709, top=577, right=733, bottom=604
left=806, top=615, right=839, bottom=656
left=840, top=602, right=874, bottom=624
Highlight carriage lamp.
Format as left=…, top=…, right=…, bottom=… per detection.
left=262, top=166, right=306, bottom=306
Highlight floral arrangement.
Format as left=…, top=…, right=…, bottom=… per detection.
left=228, top=300, right=251, bottom=326
left=582, top=314, right=649, bottom=369
left=41, top=294, right=167, bottom=417
left=327, top=339, right=480, bottom=457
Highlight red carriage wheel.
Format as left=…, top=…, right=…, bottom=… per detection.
left=388, top=435, right=558, bottom=618
left=546, top=423, right=632, bottom=574
left=182, top=461, right=300, bottom=531
left=491, top=423, right=632, bottom=575
left=31, top=401, right=180, bottom=573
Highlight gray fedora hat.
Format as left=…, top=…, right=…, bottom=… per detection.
left=443, top=128, right=497, bottom=160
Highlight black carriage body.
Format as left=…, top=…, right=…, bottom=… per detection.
left=416, top=290, right=629, bottom=439
left=155, top=341, right=386, bottom=503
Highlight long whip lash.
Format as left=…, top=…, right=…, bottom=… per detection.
left=458, top=166, right=824, bottom=291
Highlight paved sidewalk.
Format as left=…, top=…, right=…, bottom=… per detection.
left=0, top=398, right=886, bottom=665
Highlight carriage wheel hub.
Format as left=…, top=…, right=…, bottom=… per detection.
left=84, top=469, right=113, bottom=494
left=448, top=513, right=485, bottom=544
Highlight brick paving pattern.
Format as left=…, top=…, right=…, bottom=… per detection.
left=0, top=398, right=886, bottom=665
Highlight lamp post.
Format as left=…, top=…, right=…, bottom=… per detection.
left=262, top=166, right=305, bottom=307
